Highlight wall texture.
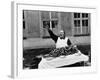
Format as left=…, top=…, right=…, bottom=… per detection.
left=23, top=11, right=73, bottom=38
left=61, top=12, right=72, bottom=36
left=24, top=10, right=40, bottom=38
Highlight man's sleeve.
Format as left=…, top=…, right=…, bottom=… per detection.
left=67, top=39, right=72, bottom=46
left=48, top=29, right=58, bottom=43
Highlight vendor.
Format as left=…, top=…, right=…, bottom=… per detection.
left=45, top=26, right=78, bottom=58
left=48, top=29, right=72, bottom=48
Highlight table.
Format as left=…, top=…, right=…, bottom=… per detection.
left=39, top=52, right=89, bottom=69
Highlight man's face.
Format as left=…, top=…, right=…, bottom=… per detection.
left=59, top=31, right=65, bottom=39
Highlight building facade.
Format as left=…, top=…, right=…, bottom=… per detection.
left=23, top=10, right=91, bottom=39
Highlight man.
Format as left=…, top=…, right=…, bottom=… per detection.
left=44, top=27, right=78, bottom=58
left=48, top=29, right=72, bottom=48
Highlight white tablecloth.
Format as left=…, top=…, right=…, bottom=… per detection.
left=39, top=52, right=89, bottom=69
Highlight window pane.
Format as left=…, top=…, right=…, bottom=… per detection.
left=82, top=13, right=88, bottom=18
left=41, top=11, right=50, bottom=20
left=86, top=14, right=88, bottom=17
left=74, top=13, right=80, bottom=18
left=78, top=20, right=80, bottom=26
left=82, top=20, right=84, bottom=26
left=43, top=21, right=50, bottom=28
left=74, top=20, right=77, bottom=27
left=74, top=20, right=80, bottom=27
left=82, top=20, right=88, bottom=26
left=52, top=20, right=58, bottom=28
left=51, top=12, right=58, bottom=19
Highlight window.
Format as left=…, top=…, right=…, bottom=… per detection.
left=82, top=13, right=88, bottom=18
left=73, top=13, right=90, bottom=36
left=43, top=21, right=50, bottom=28
left=51, top=12, right=58, bottom=18
left=74, top=13, right=80, bottom=18
left=74, top=20, right=80, bottom=27
left=41, top=11, right=58, bottom=29
left=41, top=11, right=59, bottom=38
left=42, top=20, right=58, bottom=29
left=51, top=20, right=58, bottom=28
left=82, top=20, right=88, bottom=26
left=41, top=11, right=50, bottom=20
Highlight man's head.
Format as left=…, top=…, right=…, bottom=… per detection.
left=59, top=30, right=65, bottom=39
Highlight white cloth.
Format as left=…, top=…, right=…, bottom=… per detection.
left=56, top=37, right=68, bottom=48
left=39, top=52, right=89, bottom=69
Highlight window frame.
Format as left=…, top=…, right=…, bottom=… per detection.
left=41, top=11, right=59, bottom=38
left=72, top=13, right=90, bottom=36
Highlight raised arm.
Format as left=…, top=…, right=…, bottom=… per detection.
left=67, top=38, right=72, bottom=46
left=48, top=29, right=58, bottom=43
